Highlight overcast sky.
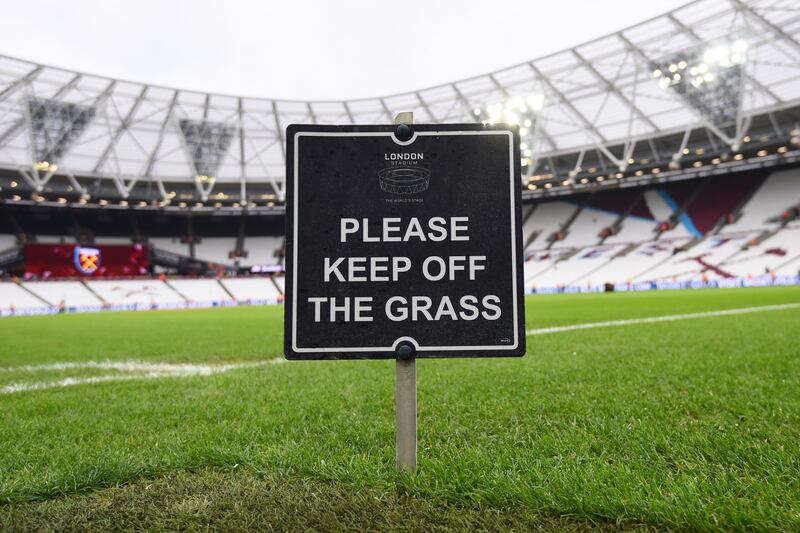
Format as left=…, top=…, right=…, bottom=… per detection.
left=0, top=1, right=687, bottom=100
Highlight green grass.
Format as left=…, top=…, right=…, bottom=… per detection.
left=1, top=287, right=800, bottom=531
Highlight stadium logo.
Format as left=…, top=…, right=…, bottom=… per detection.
left=379, top=153, right=430, bottom=195
left=74, top=246, right=101, bottom=275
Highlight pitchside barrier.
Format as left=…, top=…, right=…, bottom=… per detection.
left=0, top=297, right=279, bottom=317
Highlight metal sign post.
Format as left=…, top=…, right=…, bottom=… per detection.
left=394, top=112, right=417, bottom=471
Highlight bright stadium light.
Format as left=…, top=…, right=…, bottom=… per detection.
left=473, top=92, right=546, bottom=178
left=475, top=93, right=544, bottom=126
left=650, top=39, right=749, bottom=138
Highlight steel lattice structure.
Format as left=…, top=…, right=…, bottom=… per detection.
left=0, top=0, right=799, bottom=213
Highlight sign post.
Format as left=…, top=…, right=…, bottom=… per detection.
left=284, top=113, right=525, bottom=472
left=394, top=112, right=418, bottom=471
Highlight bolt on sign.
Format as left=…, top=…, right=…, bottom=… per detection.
left=284, top=123, right=525, bottom=359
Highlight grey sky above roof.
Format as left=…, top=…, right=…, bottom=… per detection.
left=0, top=0, right=688, bottom=100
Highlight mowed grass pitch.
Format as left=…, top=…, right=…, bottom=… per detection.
left=1, top=288, right=799, bottom=531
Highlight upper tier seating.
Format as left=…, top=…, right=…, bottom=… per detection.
left=0, top=234, right=17, bottom=250
left=240, top=236, right=284, bottom=266
left=149, top=237, right=190, bottom=256
left=194, top=238, right=235, bottom=265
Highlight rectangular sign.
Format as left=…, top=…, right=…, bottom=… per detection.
left=285, top=123, right=525, bottom=359
left=25, top=243, right=149, bottom=278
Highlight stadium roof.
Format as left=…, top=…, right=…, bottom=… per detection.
left=0, top=0, right=799, bottom=209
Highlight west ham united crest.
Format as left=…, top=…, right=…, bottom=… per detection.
left=74, top=246, right=101, bottom=275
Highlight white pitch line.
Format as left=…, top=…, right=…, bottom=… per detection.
left=0, top=360, right=273, bottom=374
left=0, top=359, right=285, bottom=394
left=526, top=302, right=800, bottom=336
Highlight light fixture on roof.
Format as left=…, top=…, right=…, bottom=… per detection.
left=474, top=92, right=545, bottom=182
left=35, top=161, right=57, bottom=172
left=650, top=39, right=748, bottom=139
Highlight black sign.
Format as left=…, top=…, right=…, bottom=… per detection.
left=285, top=123, right=525, bottom=359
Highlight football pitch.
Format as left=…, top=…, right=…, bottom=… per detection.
left=1, top=287, right=799, bottom=531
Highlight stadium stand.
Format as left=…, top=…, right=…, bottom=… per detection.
left=94, top=236, right=132, bottom=244
left=2, top=162, right=798, bottom=311
left=24, top=281, right=103, bottom=307
left=523, top=201, right=576, bottom=249
left=86, top=280, right=185, bottom=306
left=148, top=237, right=190, bottom=257
left=167, top=278, right=234, bottom=303
left=558, top=207, right=618, bottom=248
left=194, top=238, right=235, bottom=265
left=36, top=235, right=77, bottom=244
left=0, top=282, right=48, bottom=311
left=0, top=234, right=16, bottom=250
left=240, top=236, right=284, bottom=267
left=724, top=167, right=800, bottom=232
left=220, top=277, right=282, bottom=301
left=514, top=164, right=800, bottom=291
